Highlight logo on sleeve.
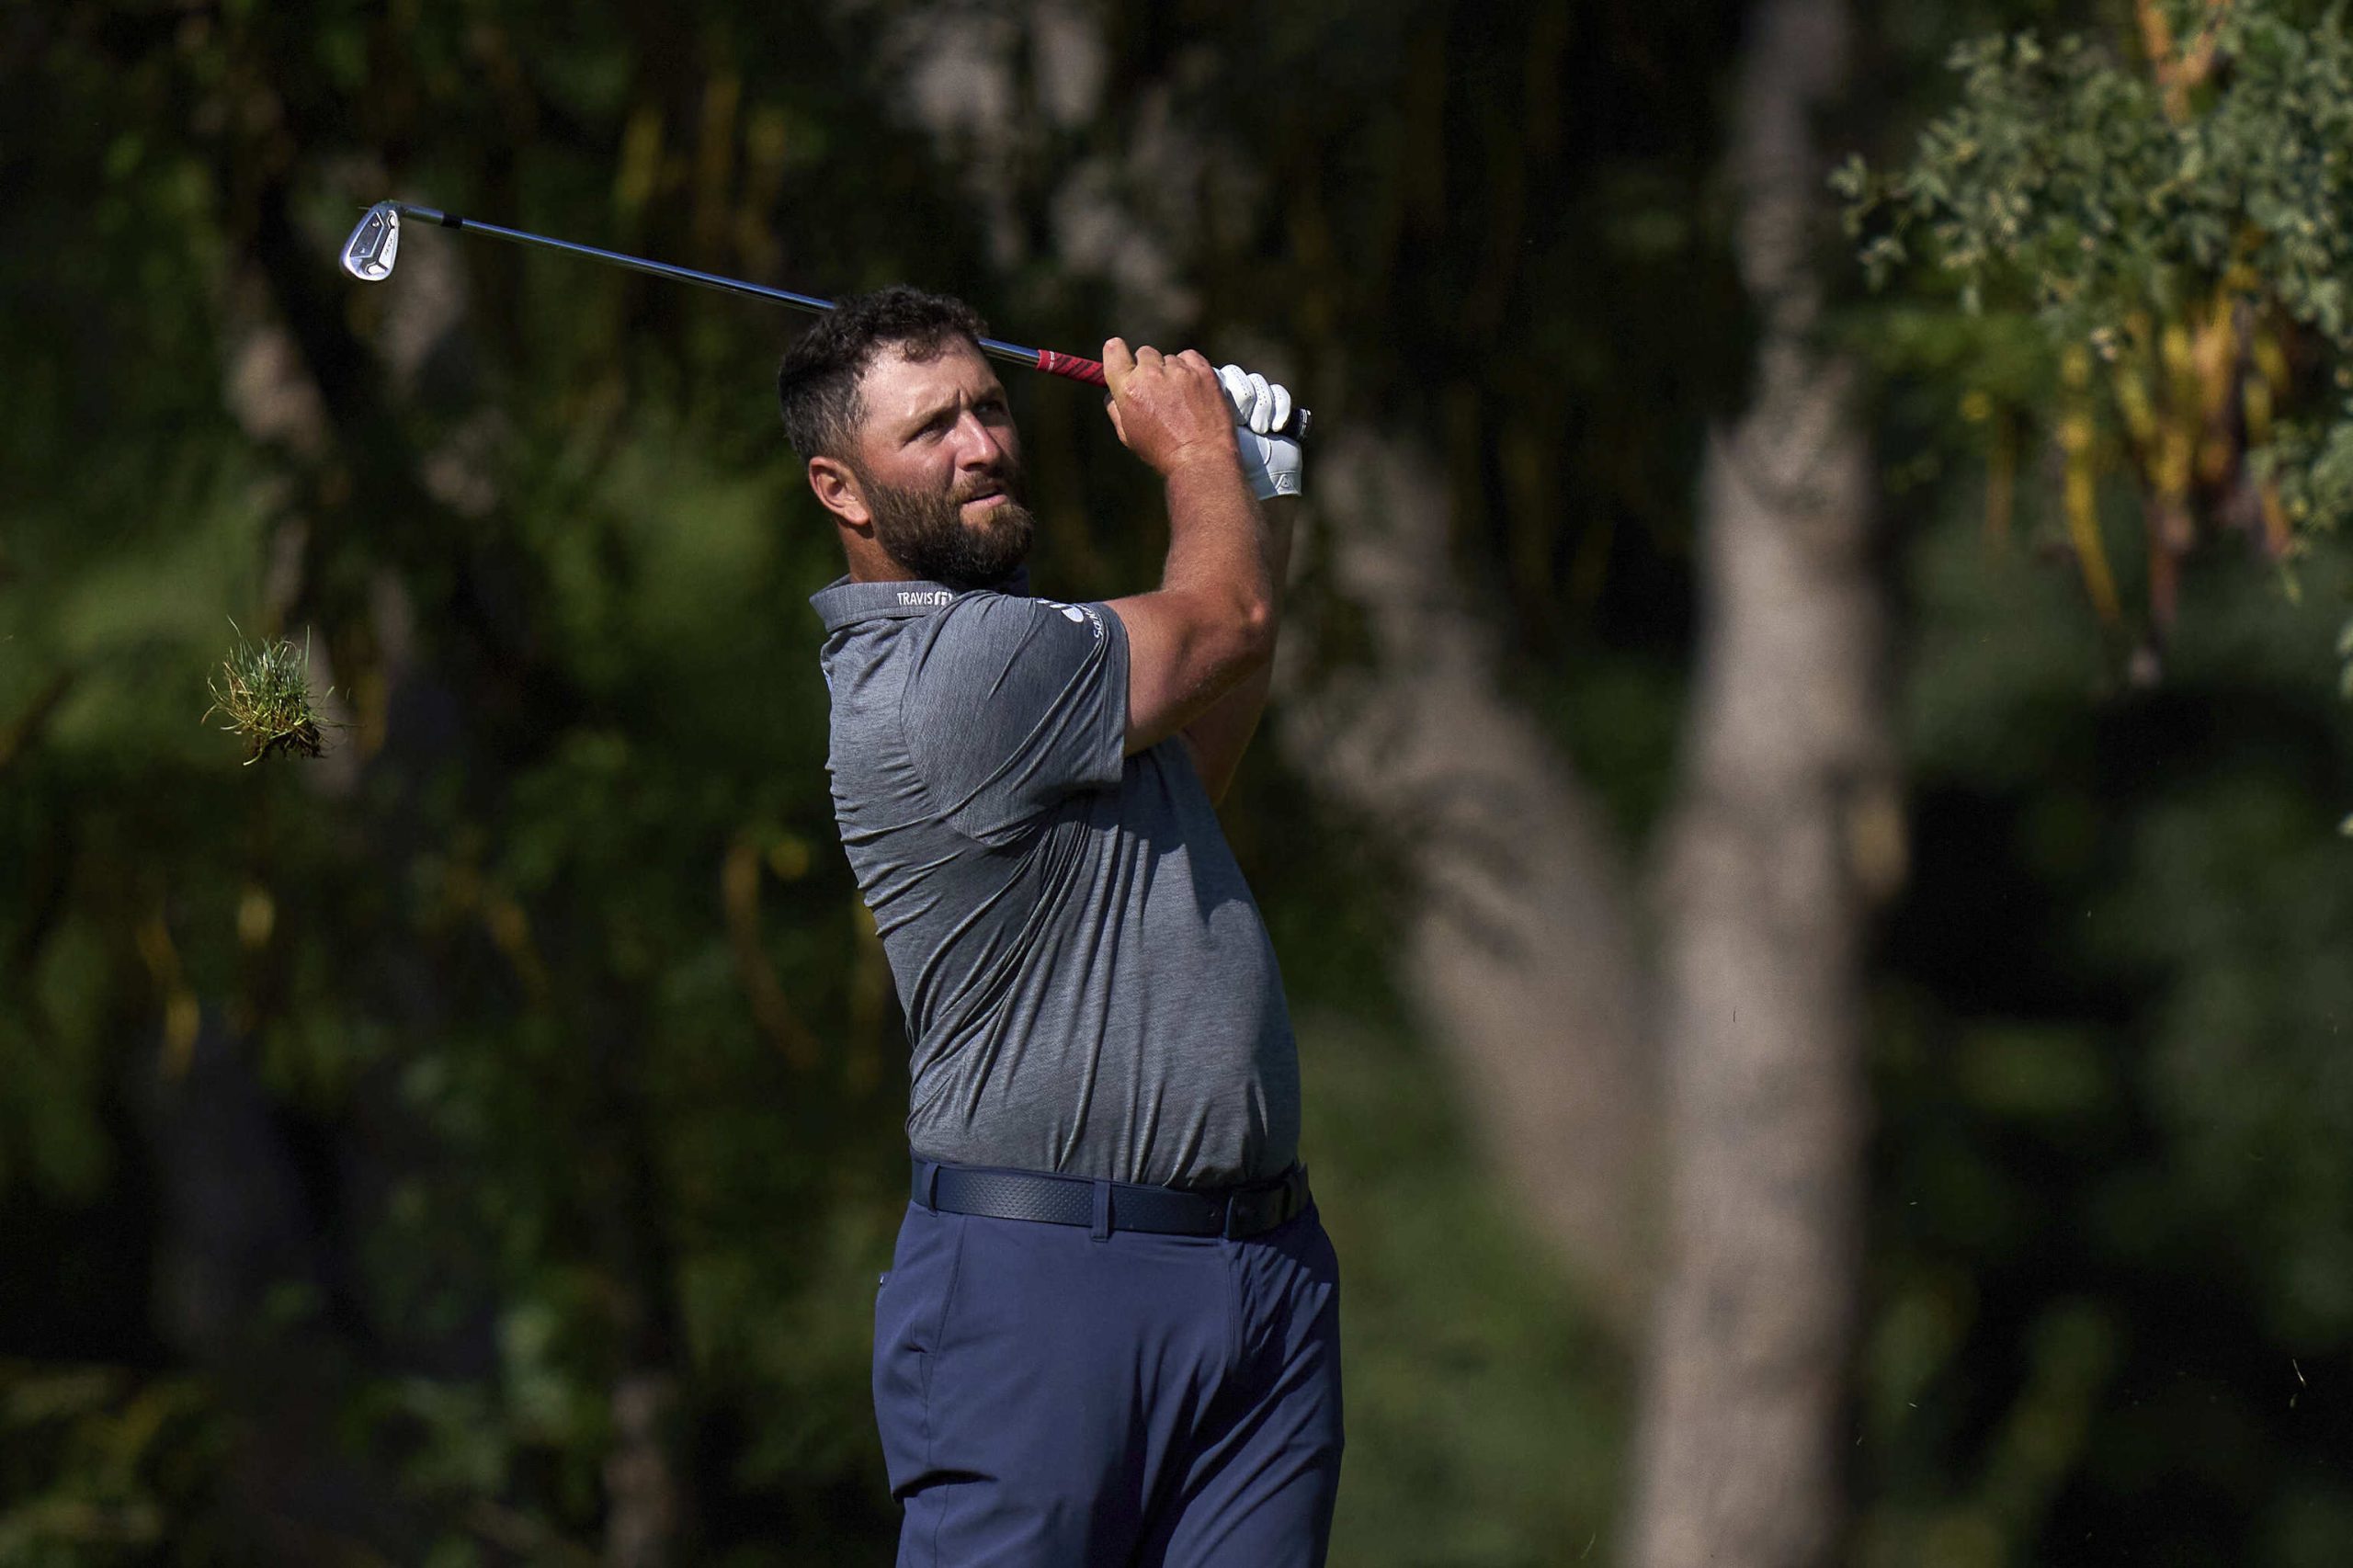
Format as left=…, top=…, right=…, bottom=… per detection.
left=1039, top=599, right=1105, bottom=642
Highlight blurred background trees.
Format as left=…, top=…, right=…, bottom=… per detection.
left=5, top=1, right=2351, bottom=1564
left=1844, top=0, right=2353, bottom=676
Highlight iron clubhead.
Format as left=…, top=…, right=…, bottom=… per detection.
left=340, top=202, right=401, bottom=282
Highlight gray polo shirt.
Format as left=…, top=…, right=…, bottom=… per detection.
left=812, top=571, right=1300, bottom=1189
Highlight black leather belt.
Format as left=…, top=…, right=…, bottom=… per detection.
left=912, top=1157, right=1311, bottom=1240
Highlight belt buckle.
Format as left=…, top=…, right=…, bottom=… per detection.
left=1221, top=1178, right=1279, bottom=1240
left=1214, top=1166, right=1307, bottom=1241
left=1220, top=1190, right=1250, bottom=1241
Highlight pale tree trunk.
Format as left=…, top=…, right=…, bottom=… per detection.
left=604, top=1362, right=685, bottom=1568
left=1288, top=434, right=1659, bottom=1327
left=1627, top=0, right=1895, bottom=1560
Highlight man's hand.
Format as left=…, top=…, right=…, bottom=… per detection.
left=1216, top=365, right=1303, bottom=500
left=1101, top=339, right=1243, bottom=479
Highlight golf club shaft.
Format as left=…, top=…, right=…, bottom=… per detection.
left=383, top=202, right=1309, bottom=438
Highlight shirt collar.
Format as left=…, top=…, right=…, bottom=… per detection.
left=810, top=567, right=1032, bottom=632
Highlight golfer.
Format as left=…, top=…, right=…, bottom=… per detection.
left=780, top=287, right=1340, bottom=1566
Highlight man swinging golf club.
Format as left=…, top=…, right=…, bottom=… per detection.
left=781, top=287, right=1340, bottom=1566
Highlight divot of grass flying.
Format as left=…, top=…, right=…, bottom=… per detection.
left=204, top=621, right=335, bottom=764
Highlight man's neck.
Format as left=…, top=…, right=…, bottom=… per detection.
left=841, top=560, right=1031, bottom=597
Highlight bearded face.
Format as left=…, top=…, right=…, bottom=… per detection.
left=859, top=456, right=1036, bottom=592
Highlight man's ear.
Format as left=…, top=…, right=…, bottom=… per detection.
left=807, top=455, right=870, bottom=529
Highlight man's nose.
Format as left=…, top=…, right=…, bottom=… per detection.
left=950, top=412, right=1006, bottom=469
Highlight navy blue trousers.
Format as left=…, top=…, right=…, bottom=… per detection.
left=872, top=1168, right=1344, bottom=1566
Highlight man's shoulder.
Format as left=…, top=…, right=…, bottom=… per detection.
left=813, top=575, right=1124, bottom=762
left=813, top=585, right=1022, bottom=736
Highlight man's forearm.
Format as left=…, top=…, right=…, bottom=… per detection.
left=1179, top=497, right=1296, bottom=804
left=1101, top=346, right=1300, bottom=766
left=1124, top=451, right=1273, bottom=751
left=1161, top=453, right=1275, bottom=637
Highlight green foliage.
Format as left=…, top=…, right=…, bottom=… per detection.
left=1847, top=1, right=2353, bottom=359
left=0, top=1365, right=231, bottom=1566
left=1839, top=0, right=2353, bottom=654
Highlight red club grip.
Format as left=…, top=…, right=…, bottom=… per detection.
left=1035, top=349, right=1108, bottom=386
left=1034, top=345, right=1313, bottom=441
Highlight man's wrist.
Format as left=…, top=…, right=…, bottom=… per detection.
left=1156, top=434, right=1245, bottom=485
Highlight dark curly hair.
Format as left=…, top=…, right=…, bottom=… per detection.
left=775, top=286, right=990, bottom=461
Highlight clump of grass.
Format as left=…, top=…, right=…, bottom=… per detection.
left=203, top=622, right=335, bottom=764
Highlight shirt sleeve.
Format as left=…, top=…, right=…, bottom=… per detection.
left=900, top=592, right=1130, bottom=846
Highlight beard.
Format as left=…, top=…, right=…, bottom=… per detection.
left=862, top=461, right=1036, bottom=592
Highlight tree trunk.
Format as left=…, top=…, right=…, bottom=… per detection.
left=603, top=1365, right=685, bottom=1568
left=1627, top=0, right=1893, bottom=1559
left=1287, top=434, right=1660, bottom=1326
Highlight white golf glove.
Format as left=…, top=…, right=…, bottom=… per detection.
left=1217, top=364, right=1302, bottom=500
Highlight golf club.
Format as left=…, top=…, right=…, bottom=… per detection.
left=341, top=201, right=1312, bottom=440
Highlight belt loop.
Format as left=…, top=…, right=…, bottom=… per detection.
left=1089, top=1178, right=1112, bottom=1242
left=921, top=1159, right=942, bottom=1210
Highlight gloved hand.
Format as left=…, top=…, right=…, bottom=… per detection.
left=1217, top=364, right=1302, bottom=500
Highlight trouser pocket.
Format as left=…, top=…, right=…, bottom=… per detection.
left=872, top=1203, right=965, bottom=1497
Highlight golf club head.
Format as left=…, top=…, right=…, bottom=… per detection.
left=340, top=202, right=401, bottom=282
